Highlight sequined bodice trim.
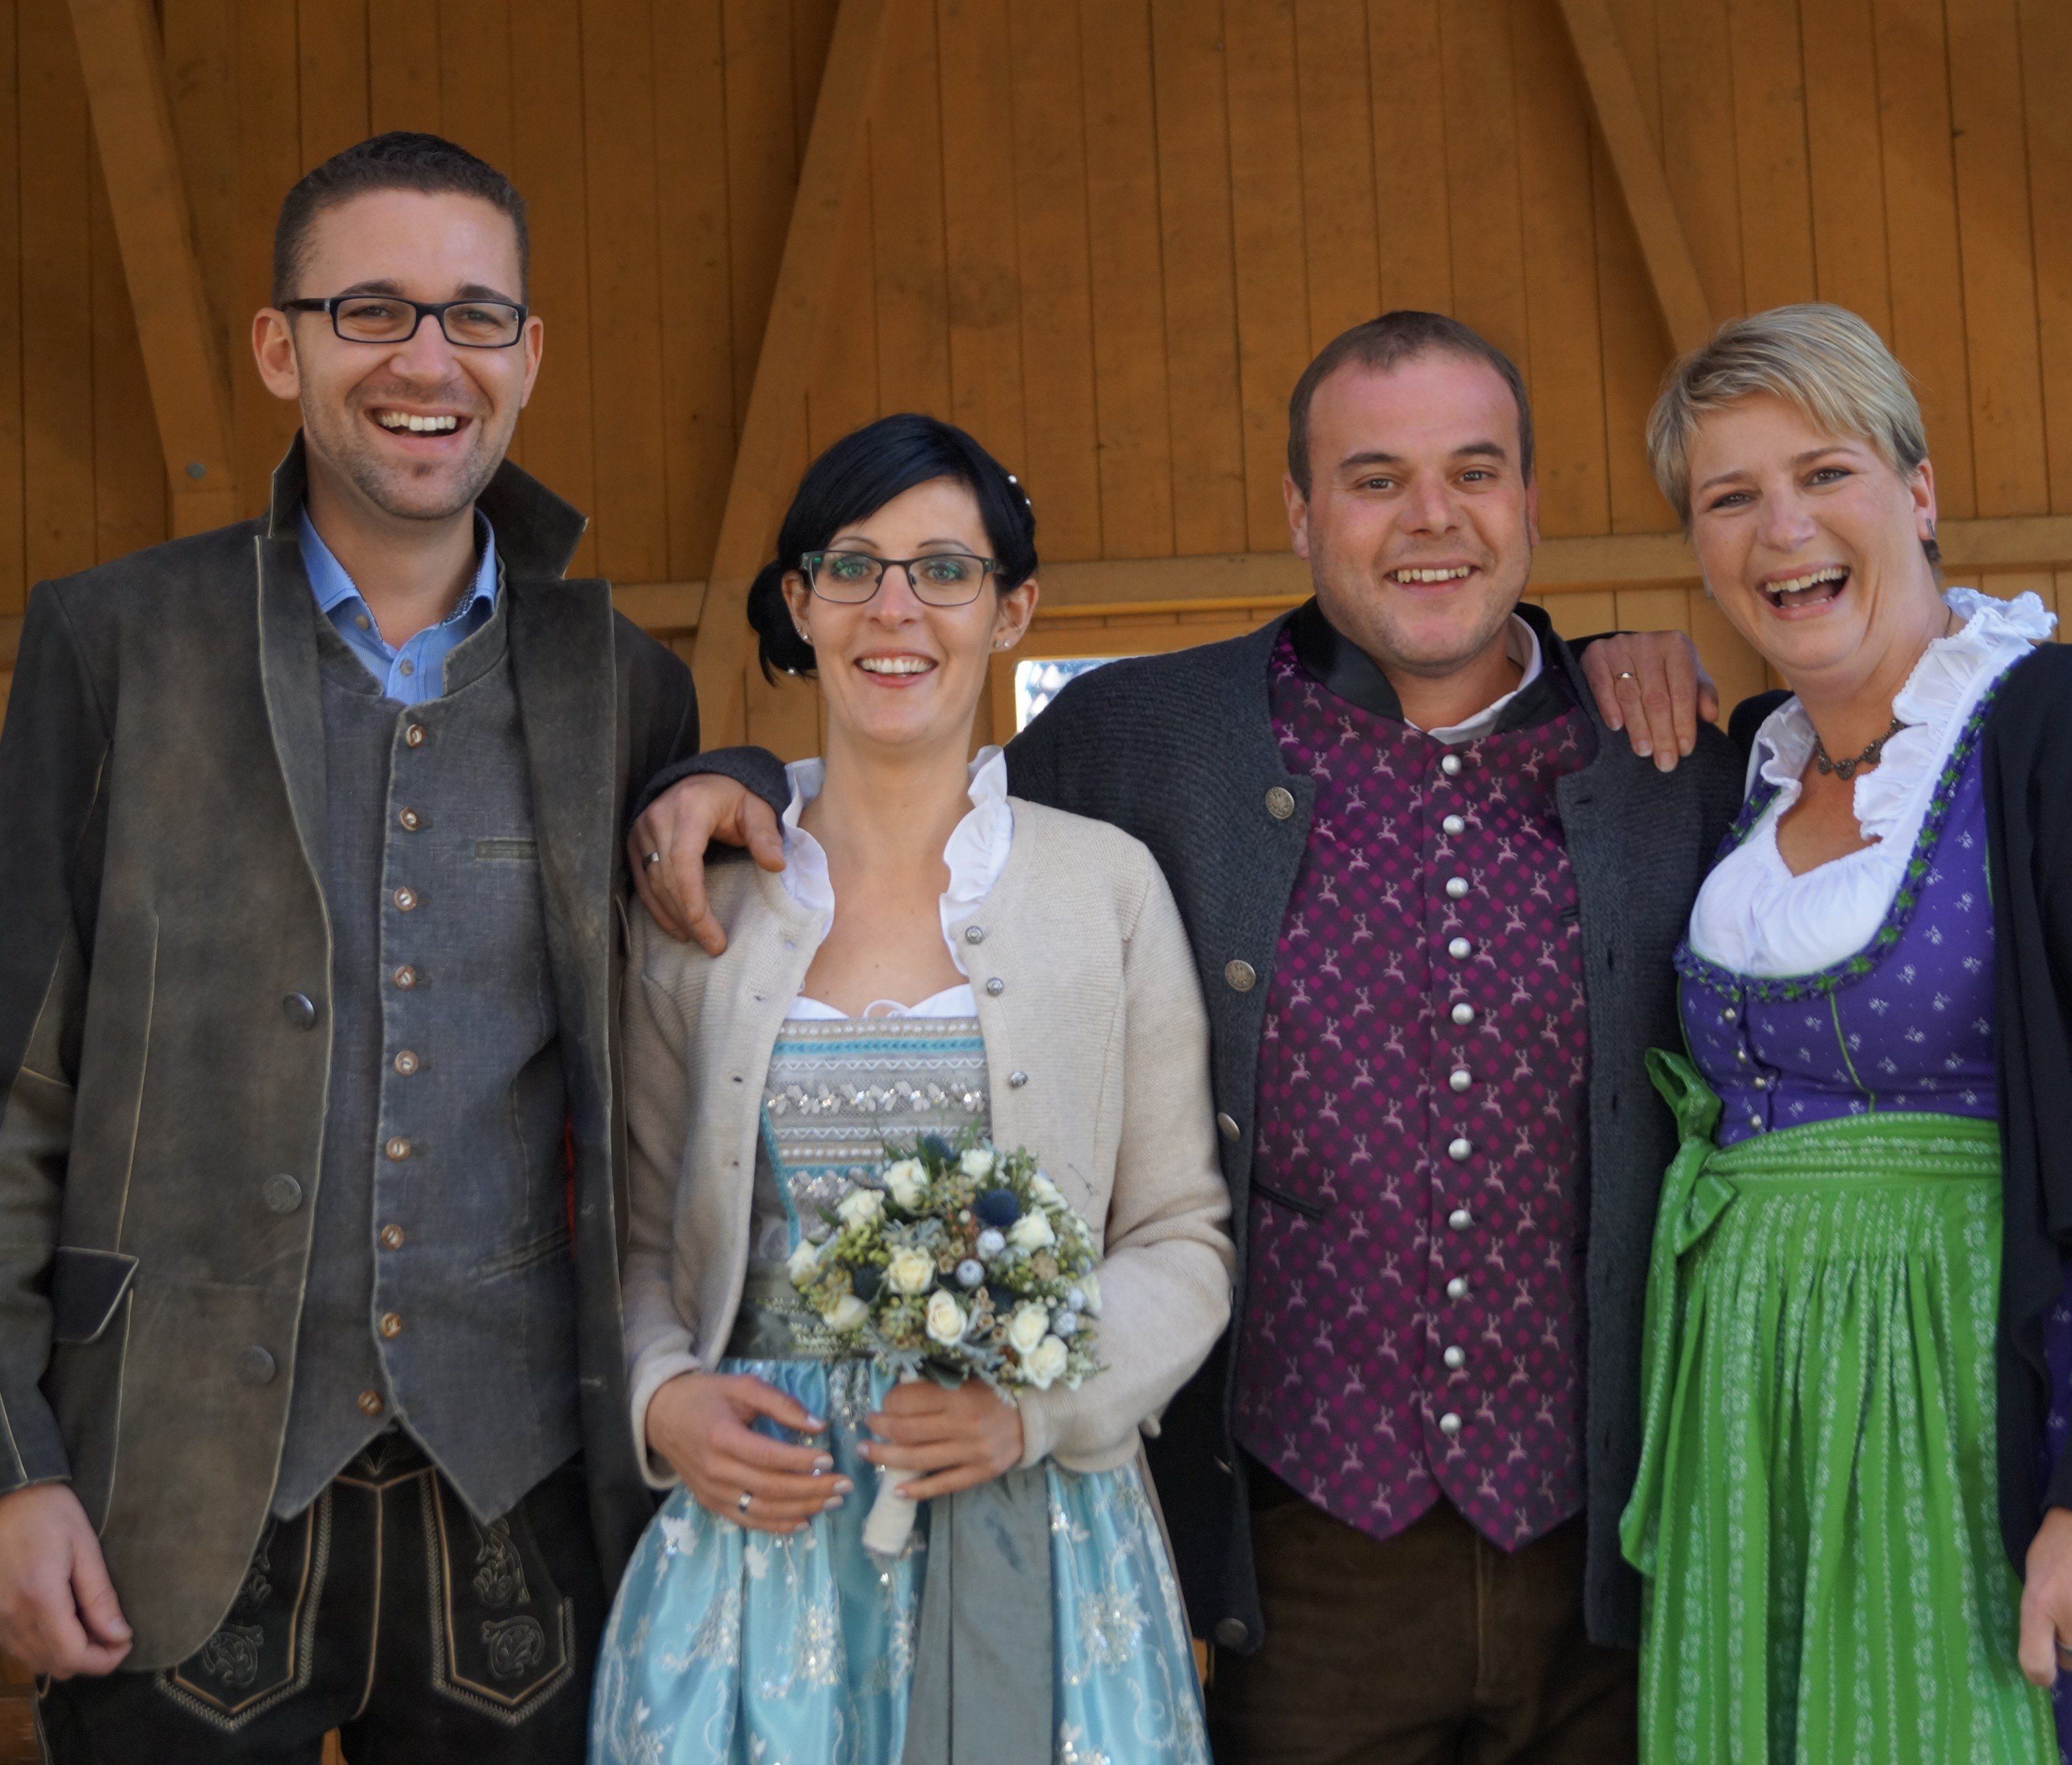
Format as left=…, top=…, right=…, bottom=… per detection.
left=748, top=1017, right=991, bottom=1263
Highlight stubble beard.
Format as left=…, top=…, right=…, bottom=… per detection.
left=306, top=389, right=510, bottom=524
left=1311, top=532, right=1524, bottom=683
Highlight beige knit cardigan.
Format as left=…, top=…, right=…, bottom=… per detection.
left=619, top=798, right=1235, bottom=1487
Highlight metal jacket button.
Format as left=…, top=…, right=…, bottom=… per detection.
left=392, top=965, right=418, bottom=991
left=965, top=925, right=985, bottom=945
left=282, top=993, right=318, bottom=1029
left=236, top=1346, right=276, bottom=1386
left=403, top=724, right=426, bottom=748
left=1225, top=960, right=1257, bottom=992
left=393, top=1050, right=420, bottom=1075
left=984, top=978, right=1004, bottom=996
left=1214, top=1617, right=1250, bottom=1649
left=379, top=1224, right=405, bottom=1250
left=358, top=1389, right=385, bottom=1416
left=378, top=1311, right=404, bottom=1340
left=393, top=887, right=418, bottom=912
left=1217, top=1112, right=1241, bottom=1142
left=385, top=1137, right=411, bottom=1162
left=1008, top=1071, right=1028, bottom=1088
left=398, top=807, right=422, bottom=831
left=262, top=1174, right=304, bottom=1214
left=1265, top=786, right=1296, bottom=820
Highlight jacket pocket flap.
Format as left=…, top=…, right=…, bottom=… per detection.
left=49, top=1247, right=139, bottom=1345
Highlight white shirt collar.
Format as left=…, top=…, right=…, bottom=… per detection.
left=1412, top=614, right=1544, bottom=744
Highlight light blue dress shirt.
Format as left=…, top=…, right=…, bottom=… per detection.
left=297, top=507, right=499, bottom=705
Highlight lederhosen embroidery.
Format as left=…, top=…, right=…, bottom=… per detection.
left=155, top=1502, right=330, bottom=1731
left=423, top=1474, right=573, bottom=1724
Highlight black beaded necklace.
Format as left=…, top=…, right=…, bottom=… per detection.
left=1810, top=714, right=1909, bottom=781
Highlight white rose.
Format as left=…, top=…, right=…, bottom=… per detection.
left=824, top=1294, right=870, bottom=1332
left=1078, top=1270, right=1102, bottom=1316
left=836, top=1187, right=884, bottom=1229
left=785, top=1238, right=820, bottom=1284
left=1006, top=1301, right=1050, bottom=1355
left=885, top=1246, right=936, bottom=1296
left=959, top=1147, right=997, bottom=1180
left=1030, top=1172, right=1063, bottom=1206
left=884, top=1160, right=930, bottom=1209
left=924, top=1290, right=967, bottom=1345
left=1008, top=1211, right=1055, bottom=1252
left=1022, top=1334, right=1069, bottom=1389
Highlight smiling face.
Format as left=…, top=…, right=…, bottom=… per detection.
left=251, top=188, right=542, bottom=523
left=1285, top=350, right=1538, bottom=682
left=1684, top=392, right=1941, bottom=691
left=781, top=477, right=1037, bottom=759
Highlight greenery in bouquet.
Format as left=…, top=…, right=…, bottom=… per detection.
left=787, top=1133, right=1103, bottom=1397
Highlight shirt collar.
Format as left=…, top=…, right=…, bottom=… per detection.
left=1289, top=597, right=1560, bottom=740
left=296, top=505, right=500, bottom=622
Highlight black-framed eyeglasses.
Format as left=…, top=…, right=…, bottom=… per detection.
left=801, top=550, right=997, bottom=607
left=282, top=294, right=528, bottom=349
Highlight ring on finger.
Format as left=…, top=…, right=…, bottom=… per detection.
left=644, top=850, right=662, bottom=868
left=737, top=1490, right=752, bottom=1514
left=1614, top=670, right=1638, bottom=683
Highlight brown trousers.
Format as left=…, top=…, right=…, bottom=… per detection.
left=1206, top=1496, right=1636, bottom=1765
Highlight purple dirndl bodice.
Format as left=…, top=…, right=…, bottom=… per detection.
left=1676, top=695, right=1999, bottom=1142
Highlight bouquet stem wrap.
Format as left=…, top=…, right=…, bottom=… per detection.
left=862, top=1461, right=919, bottom=1559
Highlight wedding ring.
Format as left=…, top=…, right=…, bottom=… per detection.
left=644, top=851, right=662, bottom=868
left=1614, top=670, right=1638, bottom=682
left=737, top=1490, right=753, bottom=1514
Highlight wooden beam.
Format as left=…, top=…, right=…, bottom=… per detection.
left=1555, top=0, right=1715, bottom=354
left=66, top=0, right=236, bottom=535
left=692, top=0, right=895, bottom=744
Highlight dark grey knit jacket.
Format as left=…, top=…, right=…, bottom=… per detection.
left=675, top=601, right=1742, bottom=1651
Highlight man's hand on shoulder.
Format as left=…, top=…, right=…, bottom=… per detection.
left=627, top=772, right=787, bottom=954
left=0, top=1482, right=131, bottom=1678
left=1581, top=629, right=1719, bottom=771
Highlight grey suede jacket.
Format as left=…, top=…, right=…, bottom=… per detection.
left=668, top=601, right=1742, bottom=1652
left=0, top=438, right=699, bottom=1667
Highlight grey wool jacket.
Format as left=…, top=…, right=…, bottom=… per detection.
left=0, top=438, right=701, bottom=1667
left=663, top=600, right=1743, bottom=1651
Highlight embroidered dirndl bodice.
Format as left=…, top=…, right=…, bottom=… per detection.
left=748, top=1016, right=991, bottom=1265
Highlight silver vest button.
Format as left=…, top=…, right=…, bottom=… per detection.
left=1447, top=937, right=1471, bottom=960
left=1438, top=1411, right=1463, bottom=1437
left=985, top=977, right=1005, bottom=996
left=1445, top=1276, right=1469, bottom=1300
left=1213, top=1617, right=1250, bottom=1649
left=1440, top=754, right=1463, bottom=777
left=1448, top=1068, right=1472, bottom=1092
left=1445, top=876, right=1470, bottom=900
left=1265, top=786, right=1296, bottom=820
left=1217, top=1112, right=1241, bottom=1143
left=1441, top=814, right=1466, bottom=837
left=1008, top=1071, right=1028, bottom=1088
left=261, top=1174, right=304, bottom=1215
left=1450, top=1002, right=1475, bottom=1027
left=281, top=992, right=319, bottom=1029
left=1447, top=1208, right=1472, bottom=1231
left=1447, top=1138, right=1472, bottom=1162
left=235, top=1346, right=277, bottom=1386
left=965, top=925, right=986, bottom=945
left=1443, top=1345, right=1466, bottom=1371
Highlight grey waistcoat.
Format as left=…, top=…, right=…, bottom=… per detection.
left=273, top=603, right=580, bottom=1520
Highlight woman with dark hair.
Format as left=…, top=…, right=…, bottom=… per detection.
left=590, top=414, right=1231, bottom=1764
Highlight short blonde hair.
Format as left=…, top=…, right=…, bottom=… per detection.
left=1647, top=304, right=1931, bottom=546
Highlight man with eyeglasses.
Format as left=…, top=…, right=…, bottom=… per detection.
left=0, top=131, right=763, bottom=1762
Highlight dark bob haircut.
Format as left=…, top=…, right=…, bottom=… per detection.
left=273, top=131, right=529, bottom=309
left=748, top=414, right=1038, bottom=682
left=1285, top=309, right=1535, bottom=495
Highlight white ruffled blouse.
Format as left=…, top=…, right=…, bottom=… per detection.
left=1687, top=588, right=2055, bottom=978
left=776, top=745, right=1015, bottom=1019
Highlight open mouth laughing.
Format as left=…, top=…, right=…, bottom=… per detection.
left=1759, top=564, right=1849, bottom=613
left=1388, top=563, right=1476, bottom=587
left=368, top=407, right=473, bottom=445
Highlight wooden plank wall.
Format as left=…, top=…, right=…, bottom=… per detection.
left=0, top=0, right=2067, bottom=745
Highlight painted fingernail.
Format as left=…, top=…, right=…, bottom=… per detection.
left=834, top=1478, right=853, bottom=1494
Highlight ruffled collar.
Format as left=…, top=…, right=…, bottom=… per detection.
left=1745, top=588, right=2055, bottom=843
left=778, top=747, right=1015, bottom=972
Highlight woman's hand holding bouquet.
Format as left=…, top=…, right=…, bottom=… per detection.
left=788, top=1136, right=1104, bottom=1555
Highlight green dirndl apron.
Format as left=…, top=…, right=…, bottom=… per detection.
left=1619, top=1051, right=2055, bottom=1764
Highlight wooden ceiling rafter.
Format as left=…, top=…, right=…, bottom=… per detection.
left=1555, top=0, right=1717, bottom=355
left=691, top=0, right=896, bottom=747
left=67, top=0, right=238, bottom=536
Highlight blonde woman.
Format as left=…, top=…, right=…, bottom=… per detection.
left=588, top=414, right=1232, bottom=1764
left=1620, top=304, right=2072, bottom=1761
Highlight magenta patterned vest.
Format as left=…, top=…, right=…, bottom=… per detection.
left=1231, top=626, right=1594, bottom=1551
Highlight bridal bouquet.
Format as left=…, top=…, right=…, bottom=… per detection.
left=787, top=1134, right=1103, bottom=1555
